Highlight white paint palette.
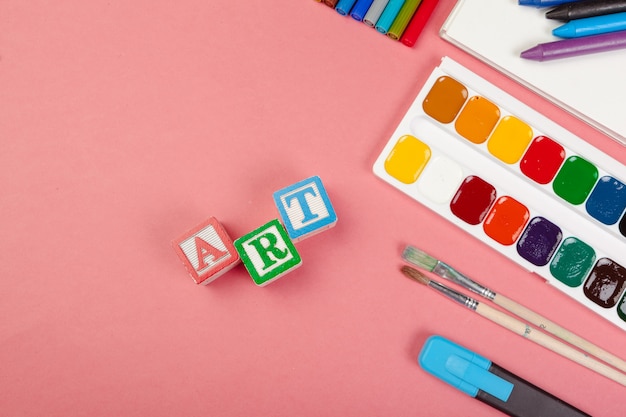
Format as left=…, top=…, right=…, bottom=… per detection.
left=373, top=57, right=626, bottom=331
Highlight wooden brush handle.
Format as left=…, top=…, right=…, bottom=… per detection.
left=493, top=293, right=626, bottom=374
left=475, top=302, right=626, bottom=387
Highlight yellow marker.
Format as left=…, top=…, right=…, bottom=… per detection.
left=488, top=116, right=533, bottom=164
left=384, top=135, right=431, bottom=184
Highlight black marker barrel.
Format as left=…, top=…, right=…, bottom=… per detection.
left=476, top=363, right=591, bottom=417
left=546, top=0, right=626, bottom=21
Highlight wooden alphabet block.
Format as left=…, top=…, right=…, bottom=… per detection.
left=273, top=175, right=337, bottom=242
left=172, top=217, right=240, bottom=285
left=234, top=219, right=302, bottom=286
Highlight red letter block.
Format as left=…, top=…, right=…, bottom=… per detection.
left=172, top=217, right=240, bottom=284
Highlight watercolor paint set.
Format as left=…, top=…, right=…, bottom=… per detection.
left=373, top=57, right=626, bottom=331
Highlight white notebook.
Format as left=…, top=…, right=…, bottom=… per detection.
left=441, top=0, right=626, bottom=146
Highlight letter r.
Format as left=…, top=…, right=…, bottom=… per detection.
left=247, top=232, right=288, bottom=270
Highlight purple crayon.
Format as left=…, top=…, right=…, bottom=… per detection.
left=521, top=30, right=626, bottom=61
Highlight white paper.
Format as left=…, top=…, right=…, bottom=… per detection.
left=441, top=0, right=626, bottom=145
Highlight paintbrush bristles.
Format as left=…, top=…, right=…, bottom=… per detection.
left=401, top=265, right=431, bottom=285
left=402, top=245, right=438, bottom=271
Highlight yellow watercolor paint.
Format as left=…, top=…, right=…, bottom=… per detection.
left=384, top=135, right=431, bottom=184
left=488, top=116, right=533, bottom=164
left=454, top=96, right=500, bottom=144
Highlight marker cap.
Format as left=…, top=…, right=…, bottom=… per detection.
left=418, top=335, right=514, bottom=401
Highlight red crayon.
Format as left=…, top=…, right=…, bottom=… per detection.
left=400, top=0, right=440, bottom=47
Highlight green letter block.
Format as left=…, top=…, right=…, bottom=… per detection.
left=234, top=219, right=302, bottom=286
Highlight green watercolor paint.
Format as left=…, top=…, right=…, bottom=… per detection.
left=552, top=156, right=598, bottom=205
left=549, top=237, right=596, bottom=287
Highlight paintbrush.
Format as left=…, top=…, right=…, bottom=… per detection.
left=402, top=245, right=626, bottom=375
left=401, top=265, right=626, bottom=386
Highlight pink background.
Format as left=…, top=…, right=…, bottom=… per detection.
left=2, top=1, right=625, bottom=415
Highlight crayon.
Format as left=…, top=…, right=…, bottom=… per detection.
left=546, top=0, right=626, bottom=21
left=400, top=0, right=439, bottom=46
left=520, top=29, right=626, bottom=60
left=519, top=0, right=582, bottom=7
left=553, top=11, right=626, bottom=37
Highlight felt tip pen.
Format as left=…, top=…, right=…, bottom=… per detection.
left=387, top=0, right=422, bottom=40
left=519, top=0, right=583, bottom=7
left=400, top=0, right=439, bottom=46
left=336, top=0, right=358, bottom=15
left=553, top=11, right=626, bottom=37
left=375, top=0, right=406, bottom=34
left=419, top=336, right=591, bottom=417
left=363, top=0, right=389, bottom=27
left=350, top=0, right=375, bottom=21
left=546, top=0, right=626, bottom=21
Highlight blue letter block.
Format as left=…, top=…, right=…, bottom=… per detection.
left=273, top=176, right=337, bottom=242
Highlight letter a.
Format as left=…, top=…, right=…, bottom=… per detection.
left=195, top=236, right=227, bottom=271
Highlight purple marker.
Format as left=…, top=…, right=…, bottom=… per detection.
left=520, top=30, right=626, bottom=61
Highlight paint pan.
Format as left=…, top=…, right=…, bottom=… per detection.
left=373, top=57, right=626, bottom=330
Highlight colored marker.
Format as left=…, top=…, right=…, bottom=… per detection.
left=336, top=0, right=358, bottom=15
left=521, top=30, right=626, bottom=61
left=363, top=0, right=390, bottom=27
left=546, top=0, right=626, bottom=21
left=419, top=336, right=591, bottom=417
left=553, top=11, right=626, bottom=37
left=519, top=0, right=582, bottom=7
left=387, top=0, right=422, bottom=40
left=375, top=0, right=407, bottom=34
left=350, top=0, right=375, bottom=21
left=324, top=0, right=339, bottom=7
left=400, top=0, right=439, bottom=46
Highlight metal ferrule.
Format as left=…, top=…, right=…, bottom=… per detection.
left=433, top=261, right=496, bottom=300
left=429, top=280, right=479, bottom=311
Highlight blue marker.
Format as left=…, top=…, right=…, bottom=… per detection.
left=375, top=0, right=406, bottom=34
left=418, top=336, right=590, bottom=417
left=519, top=0, right=582, bottom=7
left=350, top=0, right=375, bottom=21
left=336, top=0, right=358, bottom=15
left=553, top=11, right=626, bottom=37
